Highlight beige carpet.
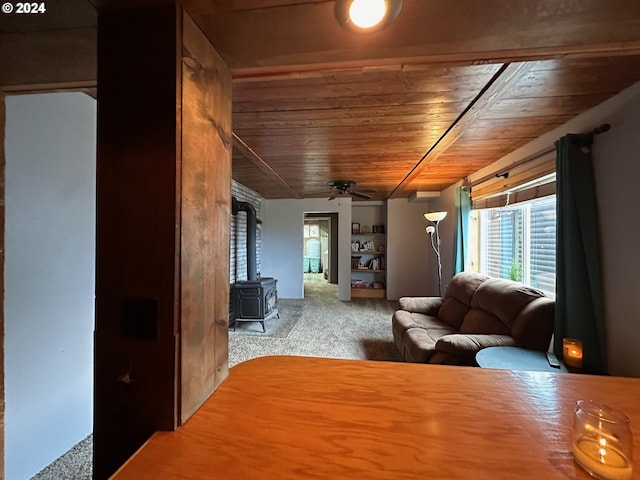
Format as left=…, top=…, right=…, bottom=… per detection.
left=31, top=435, right=93, bottom=480
left=229, top=280, right=402, bottom=367
left=31, top=281, right=401, bottom=479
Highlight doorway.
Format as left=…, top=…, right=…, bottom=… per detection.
left=303, top=213, right=338, bottom=286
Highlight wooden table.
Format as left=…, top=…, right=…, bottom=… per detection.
left=111, top=356, right=640, bottom=479
left=476, top=346, right=569, bottom=373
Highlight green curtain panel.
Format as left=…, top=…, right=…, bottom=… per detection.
left=453, top=186, right=471, bottom=275
left=554, top=134, right=607, bottom=374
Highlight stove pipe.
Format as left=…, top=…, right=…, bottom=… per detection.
left=232, top=197, right=257, bottom=281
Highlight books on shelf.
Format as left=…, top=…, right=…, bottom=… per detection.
left=352, top=240, right=385, bottom=253
left=351, top=255, right=385, bottom=270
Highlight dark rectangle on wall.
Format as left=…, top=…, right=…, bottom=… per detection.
left=121, top=297, right=158, bottom=339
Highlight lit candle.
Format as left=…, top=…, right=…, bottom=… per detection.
left=572, top=400, right=633, bottom=480
left=563, top=338, right=583, bottom=369
left=572, top=436, right=633, bottom=480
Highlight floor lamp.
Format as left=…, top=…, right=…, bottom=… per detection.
left=424, top=211, right=447, bottom=296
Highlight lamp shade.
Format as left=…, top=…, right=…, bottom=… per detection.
left=424, top=211, right=447, bottom=222
left=425, top=226, right=435, bottom=235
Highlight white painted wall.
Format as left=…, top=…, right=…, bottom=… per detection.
left=386, top=198, right=434, bottom=299
left=437, top=81, right=640, bottom=377
left=422, top=186, right=459, bottom=296
left=262, top=197, right=352, bottom=300
left=351, top=201, right=385, bottom=230
left=5, top=93, right=96, bottom=479
left=592, top=88, right=640, bottom=378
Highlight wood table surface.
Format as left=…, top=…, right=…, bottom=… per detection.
left=111, top=355, right=640, bottom=479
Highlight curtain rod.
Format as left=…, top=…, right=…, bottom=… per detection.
left=467, top=123, right=611, bottom=189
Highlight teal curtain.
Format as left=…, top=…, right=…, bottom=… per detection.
left=452, top=186, right=471, bottom=275
left=554, top=134, right=607, bottom=374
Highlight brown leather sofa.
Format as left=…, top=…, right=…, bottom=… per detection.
left=392, top=272, right=555, bottom=365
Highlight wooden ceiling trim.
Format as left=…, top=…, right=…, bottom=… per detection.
left=232, top=133, right=302, bottom=198
left=194, top=0, right=640, bottom=75
left=0, top=80, right=97, bottom=97
left=228, top=43, right=640, bottom=81
left=389, top=62, right=536, bottom=198
left=0, top=27, right=97, bottom=88
left=522, top=55, right=640, bottom=72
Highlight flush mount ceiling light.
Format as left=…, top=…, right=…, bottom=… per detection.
left=335, top=0, right=404, bottom=33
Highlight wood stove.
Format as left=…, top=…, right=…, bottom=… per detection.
left=230, top=197, right=278, bottom=332
left=230, top=277, right=278, bottom=332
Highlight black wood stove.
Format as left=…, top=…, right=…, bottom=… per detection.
left=230, top=197, right=279, bottom=332
left=231, top=277, right=278, bottom=332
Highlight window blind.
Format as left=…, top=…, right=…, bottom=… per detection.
left=475, top=196, right=556, bottom=294
left=529, top=197, right=556, bottom=293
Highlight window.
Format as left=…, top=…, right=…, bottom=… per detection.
left=469, top=195, right=556, bottom=295
left=303, top=224, right=320, bottom=238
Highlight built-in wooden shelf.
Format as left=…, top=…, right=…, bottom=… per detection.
left=351, top=287, right=386, bottom=298
left=351, top=206, right=386, bottom=300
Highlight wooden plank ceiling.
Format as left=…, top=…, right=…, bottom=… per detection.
left=3, top=0, right=640, bottom=200
left=197, top=0, right=640, bottom=200
left=230, top=55, right=640, bottom=199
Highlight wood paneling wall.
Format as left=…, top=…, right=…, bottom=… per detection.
left=179, top=13, right=231, bottom=423
left=95, top=5, right=230, bottom=478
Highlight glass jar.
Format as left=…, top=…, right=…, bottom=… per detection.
left=572, top=400, right=633, bottom=480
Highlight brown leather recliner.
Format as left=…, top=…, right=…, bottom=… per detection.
left=392, top=272, right=555, bottom=365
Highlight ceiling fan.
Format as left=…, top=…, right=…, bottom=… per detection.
left=327, top=180, right=375, bottom=200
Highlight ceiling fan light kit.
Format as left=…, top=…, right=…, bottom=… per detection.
left=335, top=0, right=404, bottom=33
